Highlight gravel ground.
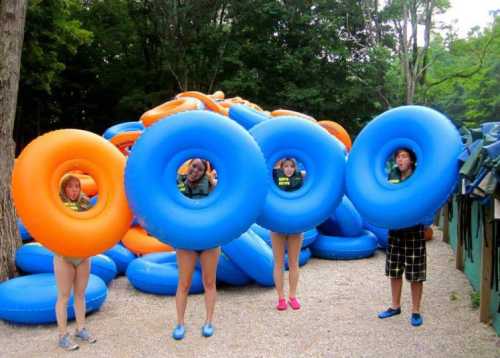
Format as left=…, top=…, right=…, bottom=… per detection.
left=1, top=229, right=499, bottom=358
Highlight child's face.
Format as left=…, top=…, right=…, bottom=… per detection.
left=187, top=159, right=205, bottom=182
left=396, top=151, right=413, bottom=172
left=282, top=161, right=296, bottom=177
left=65, top=179, right=81, bottom=201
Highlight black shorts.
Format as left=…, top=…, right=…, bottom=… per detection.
left=385, top=225, right=426, bottom=282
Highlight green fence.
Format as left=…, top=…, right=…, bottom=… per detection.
left=440, top=195, right=500, bottom=335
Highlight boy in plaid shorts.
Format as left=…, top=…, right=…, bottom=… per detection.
left=378, top=148, right=425, bottom=327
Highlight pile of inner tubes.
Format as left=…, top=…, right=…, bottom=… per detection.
left=2, top=91, right=463, bottom=324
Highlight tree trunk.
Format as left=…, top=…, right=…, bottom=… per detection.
left=0, top=0, right=28, bottom=281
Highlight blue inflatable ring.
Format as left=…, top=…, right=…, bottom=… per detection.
left=126, top=255, right=203, bottom=295
left=194, top=251, right=252, bottom=286
left=310, top=231, right=378, bottom=260
left=102, top=121, right=144, bottom=140
left=222, top=231, right=274, bottom=287
left=0, top=273, right=107, bottom=324
left=363, top=223, right=389, bottom=249
left=317, top=196, right=363, bottom=237
left=250, top=117, right=346, bottom=233
left=17, top=219, right=32, bottom=242
left=125, top=110, right=267, bottom=250
left=16, top=243, right=117, bottom=284
left=103, top=244, right=136, bottom=275
left=346, top=106, right=462, bottom=229
left=228, top=104, right=269, bottom=130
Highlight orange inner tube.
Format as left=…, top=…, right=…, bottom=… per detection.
left=140, top=97, right=203, bottom=127
left=109, top=130, right=142, bottom=155
left=12, top=129, right=133, bottom=257
left=177, top=91, right=229, bottom=116
left=122, top=226, right=174, bottom=255
left=271, top=109, right=316, bottom=122
left=317, top=120, right=352, bottom=151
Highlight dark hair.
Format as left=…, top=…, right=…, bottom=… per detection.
left=394, top=148, right=416, bottom=168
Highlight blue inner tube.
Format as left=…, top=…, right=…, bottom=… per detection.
left=222, top=231, right=274, bottom=287
left=251, top=224, right=318, bottom=249
left=102, top=121, right=144, bottom=140
left=126, top=256, right=203, bottom=295
left=310, top=230, right=378, bottom=260
left=216, top=252, right=252, bottom=286
left=250, top=117, right=346, bottom=233
left=285, top=248, right=312, bottom=270
left=103, top=244, right=136, bottom=275
left=125, top=110, right=267, bottom=250
left=228, top=104, right=269, bottom=130
left=15, top=243, right=117, bottom=284
left=0, top=273, right=107, bottom=324
left=317, top=196, right=363, bottom=237
left=193, top=251, right=252, bottom=286
left=17, top=219, right=32, bottom=242
left=141, top=251, right=178, bottom=264
left=363, top=222, right=389, bottom=249
left=346, top=106, right=462, bottom=229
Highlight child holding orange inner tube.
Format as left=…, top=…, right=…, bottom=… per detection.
left=173, top=159, right=219, bottom=340
left=271, top=158, right=304, bottom=311
left=54, top=175, right=96, bottom=350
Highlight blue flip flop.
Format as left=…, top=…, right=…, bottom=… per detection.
left=378, top=307, right=401, bottom=319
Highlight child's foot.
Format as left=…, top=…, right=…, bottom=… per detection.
left=58, top=333, right=79, bottom=351
left=288, top=297, right=301, bottom=310
left=378, top=307, right=401, bottom=319
left=74, top=328, right=97, bottom=344
left=172, top=324, right=186, bottom=340
left=410, top=313, right=423, bottom=327
left=276, top=298, right=287, bottom=311
left=201, top=323, right=214, bottom=337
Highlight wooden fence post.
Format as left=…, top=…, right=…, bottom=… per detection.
left=443, top=203, right=449, bottom=244
left=479, top=205, right=493, bottom=323
left=456, top=199, right=464, bottom=271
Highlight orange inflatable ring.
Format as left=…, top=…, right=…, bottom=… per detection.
left=271, top=109, right=316, bottom=122
left=109, top=130, right=142, bottom=155
left=71, top=173, right=98, bottom=197
left=318, top=120, right=352, bottom=151
left=140, top=97, right=204, bottom=127
left=122, top=227, right=174, bottom=255
left=177, top=91, right=229, bottom=116
left=12, top=129, right=133, bottom=257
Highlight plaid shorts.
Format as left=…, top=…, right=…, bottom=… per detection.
left=385, top=225, right=426, bottom=282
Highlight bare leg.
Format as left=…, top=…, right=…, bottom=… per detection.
left=391, top=278, right=403, bottom=309
left=175, top=249, right=197, bottom=325
left=410, top=282, right=423, bottom=313
left=199, top=247, right=220, bottom=324
left=271, top=232, right=287, bottom=299
left=287, top=234, right=303, bottom=298
left=73, top=258, right=91, bottom=331
left=54, top=256, right=76, bottom=337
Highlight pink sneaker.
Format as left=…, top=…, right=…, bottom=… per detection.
left=288, top=297, right=301, bottom=310
left=276, top=298, right=287, bottom=311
